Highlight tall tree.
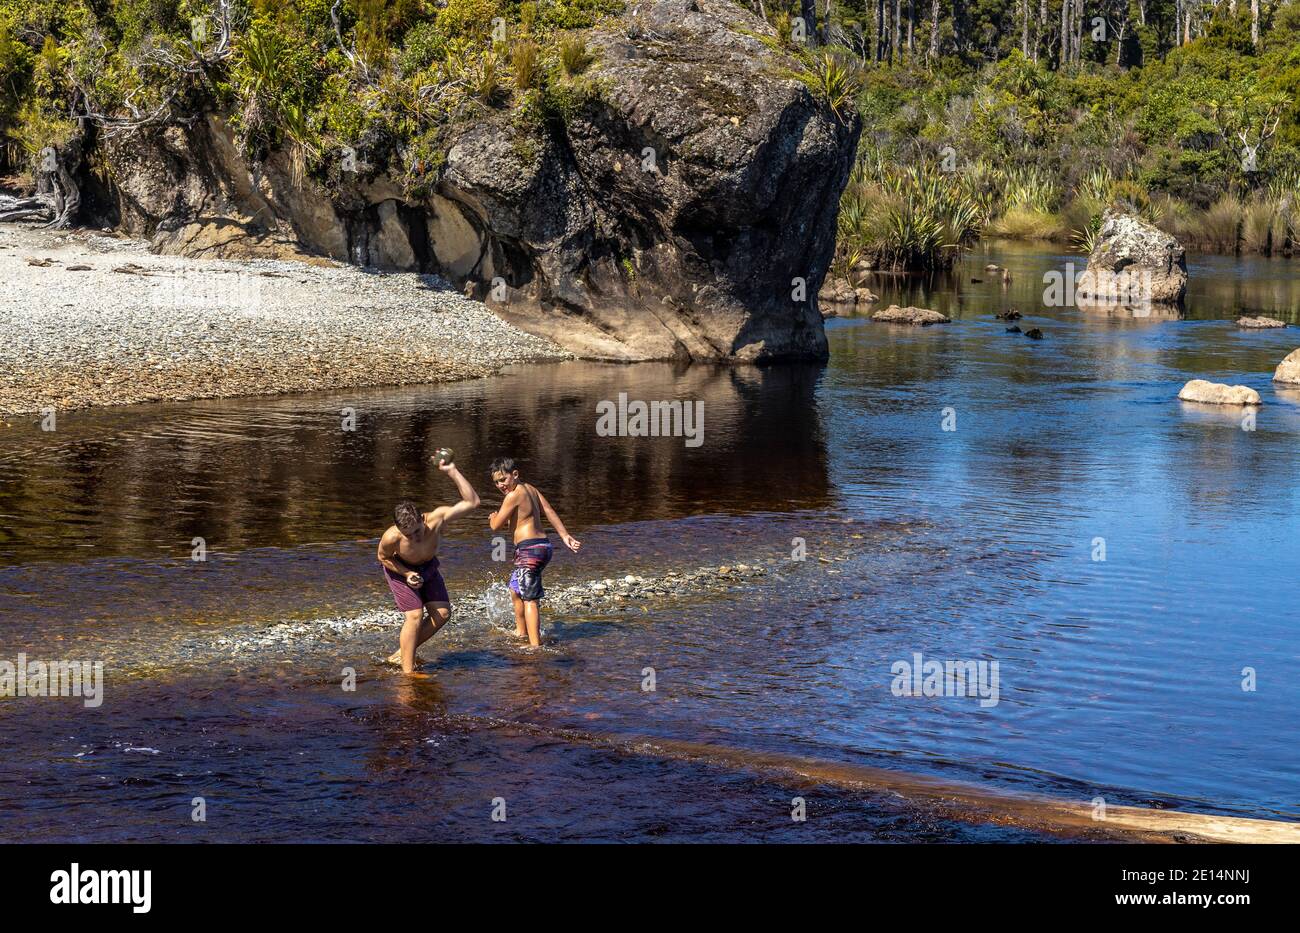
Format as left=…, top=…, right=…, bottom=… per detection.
left=1074, top=0, right=1084, bottom=63
left=800, top=0, right=818, bottom=46
left=929, top=0, right=940, bottom=59
left=1036, top=0, right=1047, bottom=61
left=1062, top=0, right=1071, bottom=63
left=1113, top=3, right=1129, bottom=64
left=893, top=0, right=902, bottom=61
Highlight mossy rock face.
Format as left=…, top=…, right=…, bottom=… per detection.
left=437, top=0, right=859, bottom=361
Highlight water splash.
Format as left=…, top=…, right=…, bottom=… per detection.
left=481, top=583, right=515, bottom=629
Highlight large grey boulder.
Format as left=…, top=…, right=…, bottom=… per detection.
left=1076, top=209, right=1187, bottom=305
left=84, top=0, right=859, bottom=362
left=442, top=0, right=858, bottom=360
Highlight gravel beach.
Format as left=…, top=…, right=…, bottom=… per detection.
left=205, top=562, right=780, bottom=663
left=0, top=224, right=571, bottom=415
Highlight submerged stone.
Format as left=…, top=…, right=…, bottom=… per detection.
left=871, top=305, right=950, bottom=325
left=1238, top=316, right=1286, bottom=329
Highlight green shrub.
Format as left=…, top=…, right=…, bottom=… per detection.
left=837, top=155, right=982, bottom=270
left=399, top=21, right=446, bottom=75
left=12, top=97, right=78, bottom=164
left=438, top=0, right=501, bottom=40
left=537, top=0, right=623, bottom=31
left=511, top=70, right=602, bottom=152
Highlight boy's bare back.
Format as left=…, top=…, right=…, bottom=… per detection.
left=502, top=483, right=545, bottom=543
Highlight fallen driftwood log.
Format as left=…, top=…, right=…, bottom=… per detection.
left=0, top=194, right=60, bottom=225
left=0, top=134, right=84, bottom=228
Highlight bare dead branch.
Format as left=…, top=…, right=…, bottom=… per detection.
left=330, top=0, right=371, bottom=81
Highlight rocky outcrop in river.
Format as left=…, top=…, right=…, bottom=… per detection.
left=1076, top=209, right=1187, bottom=305
left=78, top=0, right=859, bottom=363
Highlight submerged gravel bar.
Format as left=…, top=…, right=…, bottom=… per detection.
left=0, top=224, right=570, bottom=415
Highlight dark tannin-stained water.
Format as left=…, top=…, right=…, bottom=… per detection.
left=3, top=243, right=1299, bottom=841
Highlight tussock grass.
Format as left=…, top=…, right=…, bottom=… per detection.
left=511, top=40, right=541, bottom=91
left=986, top=206, right=1066, bottom=240
left=558, top=36, right=593, bottom=78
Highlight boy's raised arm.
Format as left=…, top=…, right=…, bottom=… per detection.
left=432, top=459, right=480, bottom=523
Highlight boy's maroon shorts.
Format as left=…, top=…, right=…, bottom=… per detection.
left=381, top=557, right=450, bottom=612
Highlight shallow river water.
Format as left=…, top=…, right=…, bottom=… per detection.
left=2, top=242, right=1298, bottom=841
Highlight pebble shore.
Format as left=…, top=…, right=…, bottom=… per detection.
left=200, top=562, right=776, bottom=661
left=546, top=563, right=769, bottom=612
left=0, top=224, right=571, bottom=415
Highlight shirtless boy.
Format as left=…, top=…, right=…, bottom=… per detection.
left=377, top=456, right=480, bottom=672
left=487, top=457, right=580, bottom=647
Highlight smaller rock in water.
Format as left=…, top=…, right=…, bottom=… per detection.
left=984, top=263, right=1000, bottom=272
left=1005, top=325, right=1022, bottom=334
left=1024, top=328, right=1044, bottom=340
left=1237, top=316, right=1286, bottom=329
left=818, top=278, right=855, bottom=305
left=854, top=287, right=878, bottom=305
left=1178, top=379, right=1262, bottom=406
left=1273, top=348, right=1300, bottom=385
left=871, top=305, right=950, bottom=326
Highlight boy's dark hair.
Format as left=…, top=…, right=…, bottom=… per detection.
left=489, top=456, right=519, bottom=477
left=394, top=501, right=422, bottom=536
